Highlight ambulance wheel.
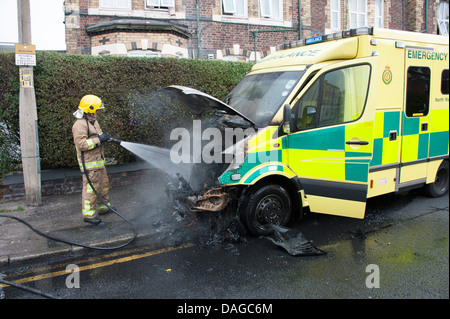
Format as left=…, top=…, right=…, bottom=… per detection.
left=424, top=161, right=449, bottom=198
left=240, top=184, right=292, bottom=236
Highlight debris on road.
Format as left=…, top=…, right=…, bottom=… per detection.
left=264, top=225, right=326, bottom=256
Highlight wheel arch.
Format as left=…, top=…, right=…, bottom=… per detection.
left=424, top=158, right=449, bottom=197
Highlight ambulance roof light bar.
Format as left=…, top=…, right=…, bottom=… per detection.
left=277, top=26, right=374, bottom=51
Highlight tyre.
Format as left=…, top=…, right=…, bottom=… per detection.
left=239, top=184, right=292, bottom=236
left=424, top=161, right=449, bottom=198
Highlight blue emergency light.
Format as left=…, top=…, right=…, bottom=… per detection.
left=305, top=36, right=323, bottom=45
left=278, top=27, right=374, bottom=51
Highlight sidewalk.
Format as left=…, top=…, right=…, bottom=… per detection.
left=0, top=170, right=189, bottom=265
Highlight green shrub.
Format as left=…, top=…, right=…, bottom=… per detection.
left=0, top=52, right=252, bottom=176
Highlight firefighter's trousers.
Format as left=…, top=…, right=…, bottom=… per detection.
left=81, top=167, right=110, bottom=219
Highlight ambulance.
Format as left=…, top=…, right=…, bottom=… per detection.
left=217, top=27, right=449, bottom=235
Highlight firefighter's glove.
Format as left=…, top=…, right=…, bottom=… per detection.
left=99, top=133, right=111, bottom=144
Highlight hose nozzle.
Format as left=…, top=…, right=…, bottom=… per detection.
left=109, top=138, right=122, bottom=144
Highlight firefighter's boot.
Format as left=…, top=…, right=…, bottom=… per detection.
left=84, top=217, right=102, bottom=225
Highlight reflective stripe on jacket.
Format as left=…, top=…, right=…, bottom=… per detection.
left=72, top=117, right=105, bottom=172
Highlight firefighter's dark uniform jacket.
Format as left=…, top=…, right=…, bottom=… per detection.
left=72, top=117, right=110, bottom=218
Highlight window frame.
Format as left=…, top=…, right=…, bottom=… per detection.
left=146, top=0, right=175, bottom=9
left=222, top=0, right=248, bottom=17
left=259, top=0, right=283, bottom=20
left=99, top=0, right=131, bottom=10
left=437, top=1, right=449, bottom=35
left=330, top=0, right=341, bottom=31
left=375, top=0, right=384, bottom=28
left=348, top=0, right=368, bottom=29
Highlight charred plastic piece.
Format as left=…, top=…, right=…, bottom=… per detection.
left=264, top=225, right=326, bottom=256
left=166, top=173, right=230, bottom=213
left=191, top=188, right=229, bottom=212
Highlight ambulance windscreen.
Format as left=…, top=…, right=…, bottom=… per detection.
left=224, top=71, right=304, bottom=127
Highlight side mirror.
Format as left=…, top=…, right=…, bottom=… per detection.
left=306, top=105, right=316, bottom=117
left=283, top=104, right=291, bottom=134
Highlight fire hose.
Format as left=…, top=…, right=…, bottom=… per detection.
left=0, top=137, right=137, bottom=298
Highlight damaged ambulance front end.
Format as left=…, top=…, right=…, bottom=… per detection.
left=160, top=69, right=305, bottom=235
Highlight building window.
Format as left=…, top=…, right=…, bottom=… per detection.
left=127, top=50, right=161, bottom=58
left=437, top=2, right=449, bottom=35
left=348, top=0, right=367, bottom=28
left=100, top=0, right=131, bottom=10
left=259, top=0, right=283, bottom=20
left=223, top=0, right=247, bottom=17
left=375, top=0, right=383, bottom=28
left=146, top=0, right=175, bottom=9
left=330, top=0, right=341, bottom=30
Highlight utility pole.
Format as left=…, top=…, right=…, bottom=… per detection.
left=17, top=0, right=41, bottom=205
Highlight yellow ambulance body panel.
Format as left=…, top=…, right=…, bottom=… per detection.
left=218, top=27, right=449, bottom=235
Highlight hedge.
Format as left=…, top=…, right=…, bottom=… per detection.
left=0, top=51, right=252, bottom=177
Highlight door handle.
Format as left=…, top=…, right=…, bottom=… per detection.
left=421, top=122, right=428, bottom=132
left=389, top=130, right=397, bottom=141
left=346, top=140, right=369, bottom=145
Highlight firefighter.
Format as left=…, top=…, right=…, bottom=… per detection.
left=72, top=95, right=112, bottom=225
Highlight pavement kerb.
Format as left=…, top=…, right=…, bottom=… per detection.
left=1, top=168, right=174, bottom=267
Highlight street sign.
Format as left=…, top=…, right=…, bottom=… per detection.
left=20, top=71, right=33, bottom=88
left=15, top=44, right=36, bottom=66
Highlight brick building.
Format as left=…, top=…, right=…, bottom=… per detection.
left=64, top=0, right=449, bottom=61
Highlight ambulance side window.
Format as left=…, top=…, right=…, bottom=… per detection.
left=296, top=79, right=320, bottom=129
left=295, top=64, right=370, bottom=130
left=405, top=66, right=430, bottom=117
left=442, top=69, right=449, bottom=94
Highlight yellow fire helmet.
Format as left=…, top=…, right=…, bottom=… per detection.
left=78, top=95, right=104, bottom=114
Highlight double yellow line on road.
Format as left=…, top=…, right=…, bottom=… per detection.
left=1, top=243, right=192, bottom=287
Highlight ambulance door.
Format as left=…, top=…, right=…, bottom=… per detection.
left=399, top=48, right=433, bottom=187
left=288, top=58, right=376, bottom=218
